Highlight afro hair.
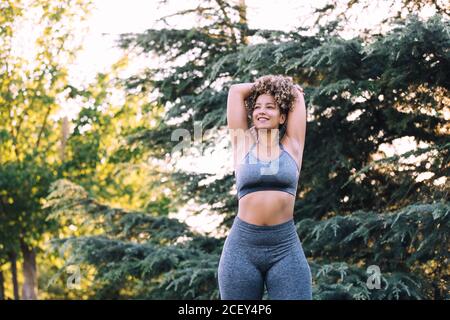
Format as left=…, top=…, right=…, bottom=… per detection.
left=244, top=75, right=297, bottom=136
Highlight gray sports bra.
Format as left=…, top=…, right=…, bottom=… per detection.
left=235, top=142, right=300, bottom=200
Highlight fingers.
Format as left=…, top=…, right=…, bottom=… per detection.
left=295, top=84, right=304, bottom=92
left=292, top=84, right=304, bottom=99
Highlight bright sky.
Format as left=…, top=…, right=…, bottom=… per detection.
left=70, top=0, right=418, bottom=87
left=70, top=0, right=312, bottom=87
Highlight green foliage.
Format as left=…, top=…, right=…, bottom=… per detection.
left=45, top=179, right=222, bottom=299
left=43, top=3, right=448, bottom=300
left=114, top=5, right=448, bottom=299
left=2, top=0, right=448, bottom=300
left=0, top=0, right=93, bottom=296
left=300, top=201, right=449, bottom=299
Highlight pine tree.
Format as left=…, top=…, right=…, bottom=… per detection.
left=45, top=0, right=449, bottom=299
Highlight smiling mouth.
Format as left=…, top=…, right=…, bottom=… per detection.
left=257, top=117, right=269, bottom=121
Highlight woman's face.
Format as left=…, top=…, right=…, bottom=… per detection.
left=252, top=94, right=286, bottom=130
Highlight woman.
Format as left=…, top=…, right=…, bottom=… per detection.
left=218, top=75, right=312, bottom=300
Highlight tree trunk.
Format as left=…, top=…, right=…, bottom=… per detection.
left=60, top=116, right=69, bottom=161
left=237, top=0, right=248, bottom=45
left=20, top=239, right=38, bottom=300
left=0, top=270, right=4, bottom=299
left=9, top=251, right=19, bottom=300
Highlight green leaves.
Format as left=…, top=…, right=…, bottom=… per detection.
left=73, top=10, right=450, bottom=299
left=2, top=0, right=444, bottom=300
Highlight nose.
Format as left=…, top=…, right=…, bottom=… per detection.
left=256, top=113, right=266, bottom=120
left=256, top=108, right=268, bottom=116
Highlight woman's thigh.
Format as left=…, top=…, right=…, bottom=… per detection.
left=218, top=239, right=265, bottom=300
left=265, top=244, right=312, bottom=300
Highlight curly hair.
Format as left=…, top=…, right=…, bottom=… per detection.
left=244, top=74, right=296, bottom=138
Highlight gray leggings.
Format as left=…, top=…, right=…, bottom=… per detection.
left=218, top=216, right=312, bottom=300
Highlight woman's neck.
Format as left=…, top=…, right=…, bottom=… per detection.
left=256, top=129, right=280, bottom=152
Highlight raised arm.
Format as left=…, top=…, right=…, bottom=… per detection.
left=227, top=83, right=254, bottom=169
left=285, top=85, right=307, bottom=153
left=226, top=83, right=253, bottom=130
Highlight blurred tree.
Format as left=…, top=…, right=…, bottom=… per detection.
left=45, top=0, right=449, bottom=299
left=0, top=0, right=92, bottom=299
left=1, top=0, right=175, bottom=299
left=312, top=0, right=449, bottom=29
left=45, top=179, right=221, bottom=299
left=45, top=0, right=253, bottom=299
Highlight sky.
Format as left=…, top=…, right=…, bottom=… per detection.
left=70, top=0, right=415, bottom=87
left=69, top=0, right=310, bottom=87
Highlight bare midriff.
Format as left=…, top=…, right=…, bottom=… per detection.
left=237, top=190, right=295, bottom=226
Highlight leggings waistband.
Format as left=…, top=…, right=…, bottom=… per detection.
left=234, top=215, right=295, bottom=231
left=230, top=215, right=299, bottom=247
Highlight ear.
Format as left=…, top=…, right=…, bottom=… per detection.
left=279, top=113, right=286, bottom=125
